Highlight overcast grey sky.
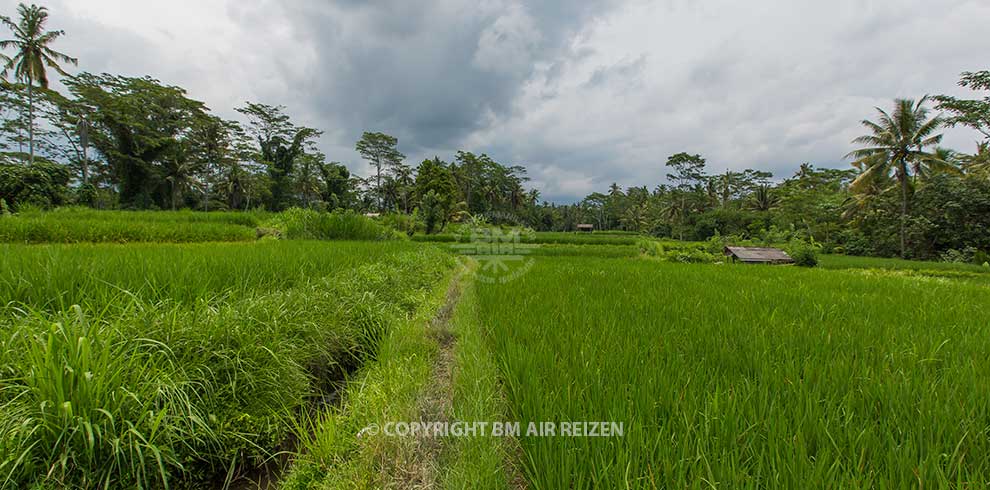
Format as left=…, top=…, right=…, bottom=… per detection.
left=4, top=0, right=987, bottom=202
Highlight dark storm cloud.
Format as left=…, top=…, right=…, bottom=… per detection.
left=1, top=0, right=987, bottom=202
left=277, top=0, right=624, bottom=152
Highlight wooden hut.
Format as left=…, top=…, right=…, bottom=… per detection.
left=723, top=246, right=794, bottom=265
left=577, top=224, right=594, bottom=233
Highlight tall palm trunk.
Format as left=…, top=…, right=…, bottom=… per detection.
left=899, top=163, right=909, bottom=258
left=27, top=81, right=33, bottom=164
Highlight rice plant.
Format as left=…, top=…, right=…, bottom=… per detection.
left=476, top=257, right=990, bottom=488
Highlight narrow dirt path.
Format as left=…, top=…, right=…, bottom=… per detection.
left=385, top=270, right=463, bottom=489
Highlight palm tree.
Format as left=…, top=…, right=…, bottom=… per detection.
left=0, top=3, right=77, bottom=164
left=961, top=142, right=990, bottom=177
left=749, top=184, right=779, bottom=212
left=846, top=97, right=950, bottom=257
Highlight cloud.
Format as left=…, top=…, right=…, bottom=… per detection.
left=0, top=0, right=986, bottom=202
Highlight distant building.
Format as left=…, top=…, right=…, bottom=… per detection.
left=723, top=246, right=794, bottom=265
left=364, top=213, right=381, bottom=218
left=577, top=224, right=594, bottom=232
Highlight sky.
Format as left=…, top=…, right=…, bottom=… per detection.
left=3, top=0, right=987, bottom=202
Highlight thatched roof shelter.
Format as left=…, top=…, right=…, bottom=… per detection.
left=576, top=224, right=594, bottom=232
left=723, top=246, right=794, bottom=264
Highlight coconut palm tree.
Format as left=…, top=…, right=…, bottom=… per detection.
left=749, top=183, right=779, bottom=212
left=0, top=3, right=77, bottom=164
left=961, top=142, right=990, bottom=177
left=846, top=97, right=951, bottom=257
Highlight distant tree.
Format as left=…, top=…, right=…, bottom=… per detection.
left=935, top=70, right=990, bottom=142
left=64, top=74, right=212, bottom=208
left=0, top=3, right=76, bottom=164
left=665, top=152, right=708, bottom=238
left=295, top=151, right=324, bottom=208
left=317, top=160, right=352, bottom=209
left=775, top=164, right=854, bottom=243
left=847, top=97, right=951, bottom=257
left=665, top=152, right=707, bottom=189
left=419, top=190, right=443, bottom=234
left=749, top=184, right=778, bottom=212
left=961, top=142, right=990, bottom=177
left=391, top=162, right=415, bottom=213
left=355, top=131, right=404, bottom=211
left=581, top=192, right=608, bottom=230
left=414, top=157, right=458, bottom=231
left=237, top=102, right=321, bottom=210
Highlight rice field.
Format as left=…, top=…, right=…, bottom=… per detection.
left=5, top=209, right=990, bottom=488
left=412, top=231, right=639, bottom=246
left=471, top=257, right=990, bottom=488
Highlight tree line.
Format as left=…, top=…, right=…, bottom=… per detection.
left=1, top=3, right=989, bottom=260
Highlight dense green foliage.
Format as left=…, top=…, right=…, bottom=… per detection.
left=476, top=257, right=990, bottom=488
left=0, top=160, right=69, bottom=208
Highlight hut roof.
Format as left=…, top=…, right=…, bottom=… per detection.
left=723, top=246, right=794, bottom=264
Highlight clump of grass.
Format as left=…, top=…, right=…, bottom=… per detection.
left=0, top=306, right=215, bottom=488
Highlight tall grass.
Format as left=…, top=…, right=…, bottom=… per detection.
left=476, top=257, right=990, bottom=488
left=280, top=259, right=458, bottom=489
left=16, top=207, right=269, bottom=227
left=0, top=216, right=257, bottom=243
left=0, top=241, right=418, bottom=311
left=0, top=207, right=400, bottom=244
left=0, top=241, right=454, bottom=488
left=266, top=208, right=402, bottom=241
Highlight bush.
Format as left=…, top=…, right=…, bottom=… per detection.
left=379, top=212, right=421, bottom=236
left=0, top=162, right=71, bottom=210
left=638, top=238, right=722, bottom=263
left=788, top=241, right=819, bottom=267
